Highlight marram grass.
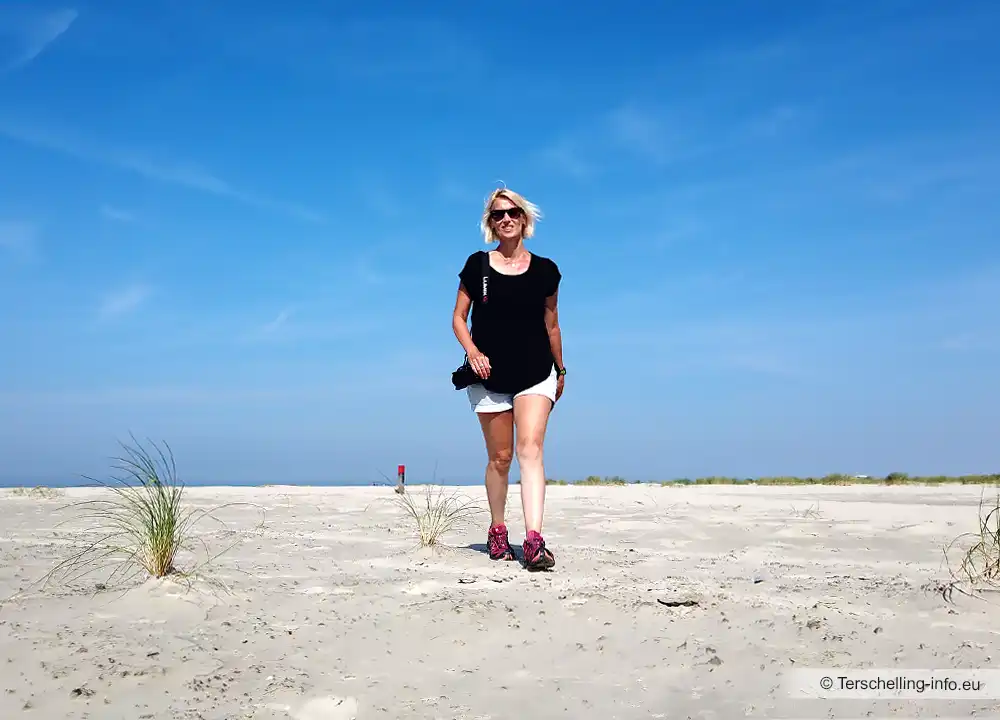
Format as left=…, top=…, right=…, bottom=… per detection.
left=393, top=484, right=482, bottom=548
left=42, top=436, right=259, bottom=591
left=942, top=490, right=1000, bottom=596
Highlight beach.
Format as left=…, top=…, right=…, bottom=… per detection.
left=1, top=483, right=998, bottom=719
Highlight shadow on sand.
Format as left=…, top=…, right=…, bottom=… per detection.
left=463, top=542, right=522, bottom=562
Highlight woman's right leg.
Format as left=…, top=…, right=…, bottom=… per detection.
left=478, top=409, right=515, bottom=560
left=478, top=409, right=514, bottom=527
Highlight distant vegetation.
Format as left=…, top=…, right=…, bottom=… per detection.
left=548, top=475, right=628, bottom=486
left=545, top=472, right=1000, bottom=487
left=6, top=486, right=64, bottom=498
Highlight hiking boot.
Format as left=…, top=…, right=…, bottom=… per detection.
left=522, top=530, right=555, bottom=571
left=487, top=524, right=515, bottom=561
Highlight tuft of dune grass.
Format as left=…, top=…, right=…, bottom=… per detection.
left=35, top=435, right=262, bottom=593
left=941, top=490, right=1000, bottom=597
left=393, top=484, right=482, bottom=548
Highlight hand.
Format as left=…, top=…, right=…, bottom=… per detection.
left=555, top=374, right=565, bottom=402
left=469, top=349, right=491, bottom=379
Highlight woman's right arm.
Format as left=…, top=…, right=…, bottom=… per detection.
left=452, top=284, right=477, bottom=354
left=453, top=284, right=490, bottom=377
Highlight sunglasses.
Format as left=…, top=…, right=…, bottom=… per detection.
left=489, top=207, right=523, bottom=222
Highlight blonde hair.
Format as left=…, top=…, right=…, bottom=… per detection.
left=480, top=187, right=542, bottom=244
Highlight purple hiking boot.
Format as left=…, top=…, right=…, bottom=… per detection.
left=487, top=524, right=515, bottom=561
left=522, top=530, right=555, bottom=571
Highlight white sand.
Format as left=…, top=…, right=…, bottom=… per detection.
left=1, top=483, right=999, bottom=719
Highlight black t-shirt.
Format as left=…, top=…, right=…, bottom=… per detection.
left=459, top=250, right=561, bottom=394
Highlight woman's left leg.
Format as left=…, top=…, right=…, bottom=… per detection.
left=513, top=393, right=555, bottom=569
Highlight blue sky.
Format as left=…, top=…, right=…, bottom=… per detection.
left=1, top=0, right=998, bottom=486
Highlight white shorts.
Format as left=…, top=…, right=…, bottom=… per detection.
left=467, top=368, right=558, bottom=413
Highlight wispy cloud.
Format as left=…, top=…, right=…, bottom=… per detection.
left=744, top=103, right=811, bottom=139
left=571, top=316, right=820, bottom=378
left=3, top=8, right=77, bottom=72
left=538, top=139, right=594, bottom=180
left=438, top=179, right=482, bottom=206
left=0, top=350, right=444, bottom=408
left=539, top=100, right=737, bottom=178
left=356, top=177, right=400, bottom=219
left=572, top=261, right=1000, bottom=381
left=352, top=257, right=386, bottom=286
left=239, top=304, right=373, bottom=344
left=99, top=284, right=151, bottom=319
left=217, top=15, right=482, bottom=84
left=860, top=157, right=995, bottom=204
left=0, top=220, right=39, bottom=260
left=260, top=307, right=293, bottom=335
left=608, top=104, right=680, bottom=165
left=0, top=119, right=324, bottom=223
left=939, top=333, right=990, bottom=352
left=99, top=204, right=135, bottom=223
left=238, top=311, right=377, bottom=345
left=334, top=19, right=480, bottom=80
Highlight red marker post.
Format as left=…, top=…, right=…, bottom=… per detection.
left=395, top=464, right=405, bottom=494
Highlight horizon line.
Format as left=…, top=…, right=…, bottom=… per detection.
left=3, top=472, right=999, bottom=491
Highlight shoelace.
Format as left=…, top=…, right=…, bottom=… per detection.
left=523, top=537, right=543, bottom=561
left=489, top=527, right=510, bottom=555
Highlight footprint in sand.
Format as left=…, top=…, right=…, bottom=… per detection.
left=292, top=696, right=359, bottom=720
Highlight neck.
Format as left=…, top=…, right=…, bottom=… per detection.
left=495, top=238, right=524, bottom=258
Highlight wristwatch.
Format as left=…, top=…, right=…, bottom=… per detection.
left=555, top=365, right=567, bottom=377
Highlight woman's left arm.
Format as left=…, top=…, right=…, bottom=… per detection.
left=544, top=290, right=565, bottom=400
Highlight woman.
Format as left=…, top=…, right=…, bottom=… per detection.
left=451, top=187, right=565, bottom=571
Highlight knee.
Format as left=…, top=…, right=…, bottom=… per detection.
left=516, top=437, right=543, bottom=465
left=489, top=447, right=513, bottom=473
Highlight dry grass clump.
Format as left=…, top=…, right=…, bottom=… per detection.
left=941, top=491, right=1000, bottom=597
left=789, top=503, right=823, bottom=519
left=393, top=484, right=482, bottom=548
left=41, top=436, right=257, bottom=591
